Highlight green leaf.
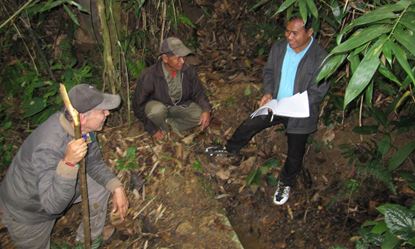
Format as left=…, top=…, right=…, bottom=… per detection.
left=342, top=7, right=398, bottom=35
left=382, top=40, right=394, bottom=66
left=298, top=0, right=308, bottom=23
left=67, top=0, right=88, bottom=13
left=316, top=54, right=347, bottom=82
left=352, top=125, right=379, bottom=134
left=381, top=231, right=401, bottom=249
left=378, top=64, right=402, bottom=86
left=393, top=26, right=415, bottom=57
left=364, top=81, right=373, bottom=106
left=400, top=12, right=415, bottom=32
left=384, top=205, right=415, bottom=241
left=390, top=42, right=415, bottom=85
left=305, top=0, right=318, bottom=19
left=371, top=221, right=388, bottom=234
left=377, top=135, right=391, bottom=157
left=192, top=160, right=203, bottom=173
left=178, top=14, right=196, bottom=28
left=331, top=25, right=390, bottom=54
left=22, top=97, right=47, bottom=118
left=246, top=168, right=261, bottom=185
left=377, top=203, right=402, bottom=215
left=388, top=141, right=415, bottom=170
left=347, top=53, right=361, bottom=74
left=63, top=5, right=79, bottom=26
left=344, top=37, right=386, bottom=108
left=273, top=0, right=296, bottom=16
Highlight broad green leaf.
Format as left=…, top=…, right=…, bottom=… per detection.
left=371, top=221, right=388, bottom=234
left=273, top=0, right=296, bottom=16
left=390, top=43, right=415, bottom=85
left=400, top=12, right=415, bottom=32
left=331, top=25, right=390, bottom=54
left=22, top=97, right=47, bottom=118
left=316, top=54, right=346, bottom=82
left=388, top=140, right=415, bottom=170
left=377, top=203, right=403, bottom=215
left=342, top=7, right=397, bottom=34
left=381, top=231, right=400, bottom=249
left=305, top=0, right=318, bottom=18
left=352, top=125, right=379, bottom=134
left=393, top=26, right=415, bottom=57
left=63, top=5, right=79, bottom=26
left=377, top=135, right=391, bottom=157
left=344, top=37, right=386, bottom=108
left=347, top=54, right=361, bottom=74
left=382, top=40, right=394, bottom=66
left=298, top=0, right=308, bottom=23
left=378, top=64, right=401, bottom=86
left=384, top=206, right=415, bottom=240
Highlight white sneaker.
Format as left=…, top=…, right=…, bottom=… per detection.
left=273, top=182, right=290, bottom=205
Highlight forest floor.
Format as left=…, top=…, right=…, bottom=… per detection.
left=1, top=74, right=396, bottom=249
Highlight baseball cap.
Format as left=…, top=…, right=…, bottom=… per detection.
left=160, top=37, right=192, bottom=56
left=68, top=84, right=121, bottom=113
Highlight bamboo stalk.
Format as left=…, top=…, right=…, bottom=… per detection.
left=59, top=84, right=91, bottom=249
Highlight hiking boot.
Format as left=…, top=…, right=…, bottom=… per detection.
left=273, top=181, right=290, bottom=205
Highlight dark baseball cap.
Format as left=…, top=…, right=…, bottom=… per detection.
left=160, top=37, right=192, bottom=56
left=68, top=84, right=121, bottom=113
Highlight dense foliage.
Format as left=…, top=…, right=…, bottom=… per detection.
left=1, top=0, right=415, bottom=248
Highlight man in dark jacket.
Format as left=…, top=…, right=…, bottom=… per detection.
left=206, top=17, right=329, bottom=205
left=0, top=84, right=129, bottom=248
left=133, top=37, right=211, bottom=140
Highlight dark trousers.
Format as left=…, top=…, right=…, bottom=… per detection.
left=226, top=114, right=309, bottom=186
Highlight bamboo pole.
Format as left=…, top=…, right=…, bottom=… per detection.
left=59, top=84, right=91, bottom=249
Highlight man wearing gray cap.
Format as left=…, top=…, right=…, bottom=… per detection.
left=0, top=84, right=129, bottom=248
left=133, top=37, right=211, bottom=140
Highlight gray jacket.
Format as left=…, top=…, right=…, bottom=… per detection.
left=263, top=39, right=329, bottom=134
left=0, top=113, right=121, bottom=224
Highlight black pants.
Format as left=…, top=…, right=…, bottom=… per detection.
left=226, top=114, right=309, bottom=186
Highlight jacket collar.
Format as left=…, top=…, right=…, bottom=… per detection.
left=59, top=113, right=75, bottom=137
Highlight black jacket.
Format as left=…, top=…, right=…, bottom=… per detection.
left=263, top=39, right=329, bottom=134
left=133, top=61, right=211, bottom=134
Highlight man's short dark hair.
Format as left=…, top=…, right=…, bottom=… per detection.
left=288, top=15, right=313, bottom=30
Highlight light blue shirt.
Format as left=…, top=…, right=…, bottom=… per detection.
left=276, top=37, right=314, bottom=100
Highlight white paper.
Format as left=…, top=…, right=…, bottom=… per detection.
left=250, top=91, right=310, bottom=119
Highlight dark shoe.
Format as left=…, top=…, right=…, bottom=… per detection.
left=273, top=181, right=290, bottom=205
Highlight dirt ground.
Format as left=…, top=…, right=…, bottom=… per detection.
left=0, top=79, right=377, bottom=249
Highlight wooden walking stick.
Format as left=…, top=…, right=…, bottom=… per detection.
left=59, top=83, right=92, bottom=249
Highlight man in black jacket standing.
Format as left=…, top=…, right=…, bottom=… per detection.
left=133, top=37, right=211, bottom=140
left=207, top=16, right=329, bottom=205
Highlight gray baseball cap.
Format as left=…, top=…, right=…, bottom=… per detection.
left=68, top=84, right=121, bottom=113
left=160, top=37, right=192, bottom=56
